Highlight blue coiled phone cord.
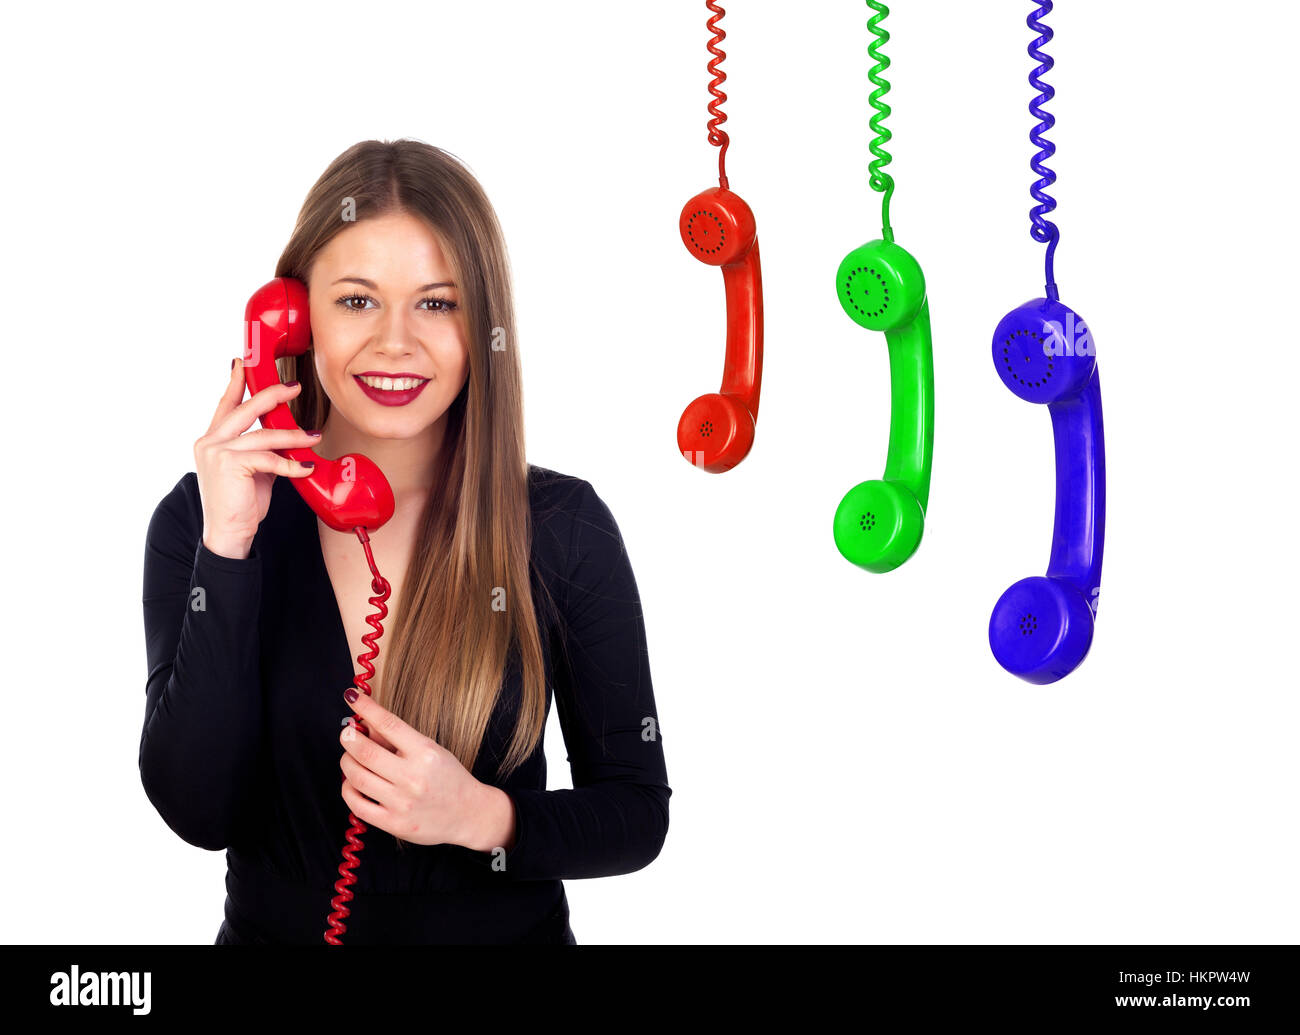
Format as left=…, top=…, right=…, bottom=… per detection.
left=1028, top=1, right=1060, bottom=302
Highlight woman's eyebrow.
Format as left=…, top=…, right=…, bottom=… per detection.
left=331, top=276, right=457, bottom=291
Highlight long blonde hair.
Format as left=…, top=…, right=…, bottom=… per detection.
left=274, top=139, right=551, bottom=791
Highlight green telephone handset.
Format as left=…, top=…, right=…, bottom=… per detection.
left=831, top=1, right=935, bottom=574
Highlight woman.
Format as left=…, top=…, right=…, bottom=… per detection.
left=140, top=139, right=671, bottom=945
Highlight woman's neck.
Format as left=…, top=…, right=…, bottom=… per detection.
left=318, top=412, right=448, bottom=504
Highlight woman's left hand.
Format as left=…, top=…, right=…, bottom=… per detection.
left=338, top=687, right=486, bottom=848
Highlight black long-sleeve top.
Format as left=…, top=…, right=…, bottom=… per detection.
left=140, top=464, right=670, bottom=944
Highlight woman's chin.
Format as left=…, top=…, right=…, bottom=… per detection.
left=353, top=404, right=448, bottom=441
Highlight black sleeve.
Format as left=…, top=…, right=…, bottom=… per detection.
left=498, top=480, right=672, bottom=880
left=140, top=473, right=266, bottom=851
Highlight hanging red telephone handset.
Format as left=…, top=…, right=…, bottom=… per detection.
left=677, top=0, right=763, bottom=473
left=677, top=186, right=763, bottom=473
left=243, top=276, right=395, bottom=945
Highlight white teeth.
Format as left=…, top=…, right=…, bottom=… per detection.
left=358, top=375, right=428, bottom=391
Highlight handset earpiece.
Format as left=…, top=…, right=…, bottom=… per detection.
left=988, top=297, right=1105, bottom=683
left=832, top=239, right=934, bottom=572
left=677, top=186, right=763, bottom=473
left=243, top=277, right=395, bottom=532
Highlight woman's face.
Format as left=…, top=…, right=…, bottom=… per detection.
left=306, top=209, right=470, bottom=441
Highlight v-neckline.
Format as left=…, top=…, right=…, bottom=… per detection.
left=288, top=482, right=360, bottom=689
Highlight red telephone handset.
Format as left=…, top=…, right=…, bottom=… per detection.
left=243, top=276, right=394, bottom=945
left=243, top=277, right=395, bottom=532
left=675, top=2, right=763, bottom=474
left=676, top=188, right=764, bottom=474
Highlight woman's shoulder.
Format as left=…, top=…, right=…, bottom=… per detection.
left=526, top=463, right=590, bottom=512
left=526, top=463, right=630, bottom=581
left=147, top=471, right=203, bottom=541
left=526, top=463, right=620, bottom=530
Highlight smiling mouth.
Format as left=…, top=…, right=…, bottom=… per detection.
left=354, top=374, right=429, bottom=391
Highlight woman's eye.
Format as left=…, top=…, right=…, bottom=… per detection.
left=333, top=294, right=457, bottom=314
left=336, top=294, right=375, bottom=312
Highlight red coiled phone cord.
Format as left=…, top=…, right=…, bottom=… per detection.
left=323, top=526, right=391, bottom=945
left=705, top=0, right=730, bottom=189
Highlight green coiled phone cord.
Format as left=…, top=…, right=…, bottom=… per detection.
left=866, top=1, right=895, bottom=243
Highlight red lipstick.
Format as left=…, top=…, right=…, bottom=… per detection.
left=353, top=372, right=431, bottom=407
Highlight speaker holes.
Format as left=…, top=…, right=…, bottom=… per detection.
left=697, top=419, right=714, bottom=438
left=1001, top=330, right=1055, bottom=389
left=843, top=266, right=890, bottom=320
left=686, top=210, right=727, bottom=256
left=859, top=512, right=877, bottom=532
left=1018, top=612, right=1038, bottom=636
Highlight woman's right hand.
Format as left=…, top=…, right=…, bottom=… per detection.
left=195, top=359, right=322, bottom=560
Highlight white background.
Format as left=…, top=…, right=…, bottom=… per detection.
left=2, top=0, right=1296, bottom=945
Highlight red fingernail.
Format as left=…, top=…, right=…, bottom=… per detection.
left=285, top=380, right=300, bottom=388
left=344, top=688, right=358, bottom=704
